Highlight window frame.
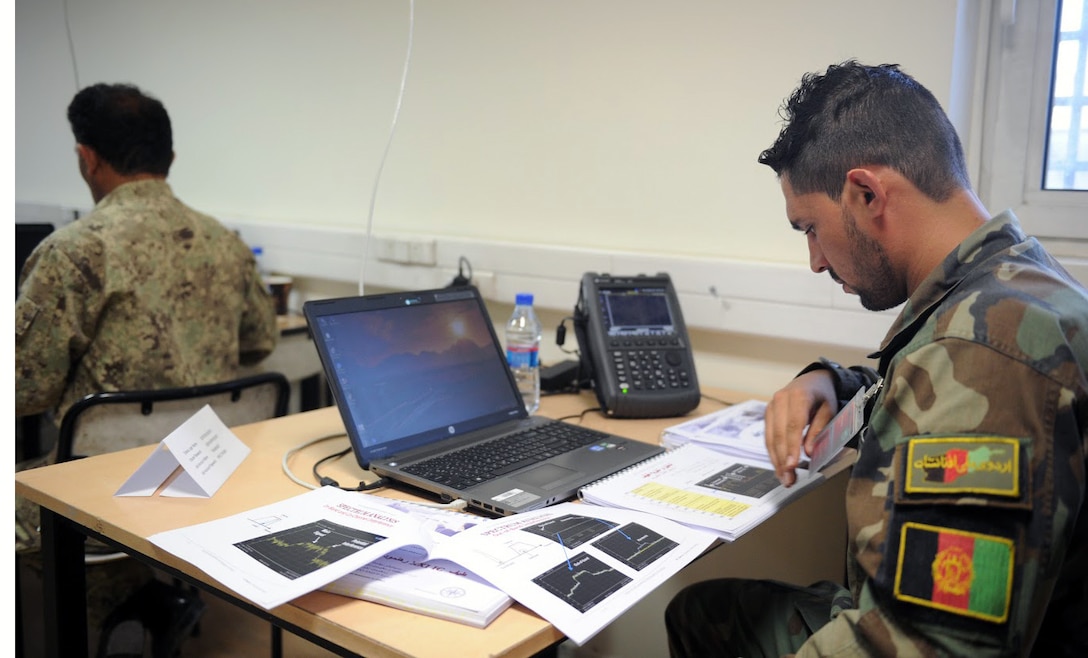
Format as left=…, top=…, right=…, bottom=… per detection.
left=979, top=0, right=1088, bottom=243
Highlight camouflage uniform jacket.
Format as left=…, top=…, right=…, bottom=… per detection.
left=799, top=211, right=1088, bottom=657
left=15, top=179, right=278, bottom=429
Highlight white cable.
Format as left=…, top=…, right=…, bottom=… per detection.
left=280, top=431, right=352, bottom=489
left=359, top=0, right=416, bottom=295
left=62, top=0, right=81, bottom=90
left=415, top=497, right=470, bottom=511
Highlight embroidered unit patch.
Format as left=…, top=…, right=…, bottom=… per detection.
left=894, top=522, right=1014, bottom=623
left=904, top=437, right=1020, bottom=497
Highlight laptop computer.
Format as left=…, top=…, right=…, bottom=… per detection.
left=303, top=285, right=664, bottom=516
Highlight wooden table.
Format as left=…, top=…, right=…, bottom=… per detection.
left=16, top=388, right=851, bottom=658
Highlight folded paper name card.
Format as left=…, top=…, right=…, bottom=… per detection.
left=115, top=404, right=251, bottom=498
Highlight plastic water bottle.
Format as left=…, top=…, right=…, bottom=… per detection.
left=251, top=246, right=270, bottom=292
left=506, top=293, right=542, bottom=414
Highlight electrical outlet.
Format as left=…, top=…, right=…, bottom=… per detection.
left=408, top=239, right=436, bottom=265
left=374, top=237, right=410, bottom=263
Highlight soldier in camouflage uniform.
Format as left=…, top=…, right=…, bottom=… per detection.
left=16, top=84, right=278, bottom=435
left=16, top=83, right=278, bottom=644
left=666, top=61, right=1088, bottom=657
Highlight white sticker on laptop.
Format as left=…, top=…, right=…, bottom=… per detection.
left=492, top=489, right=540, bottom=506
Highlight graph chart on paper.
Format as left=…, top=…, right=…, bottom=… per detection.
left=532, top=552, right=632, bottom=613
left=592, top=522, right=678, bottom=571
left=234, top=519, right=387, bottom=579
left=523, top=514, right=618, bottom=549
left=473, top=514, right=619, bottom=571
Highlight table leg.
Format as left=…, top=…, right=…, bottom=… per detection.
left=40, top=508, right=88, bottom=658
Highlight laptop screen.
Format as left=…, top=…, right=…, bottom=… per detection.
left=308, top=288, right=526, bottom=463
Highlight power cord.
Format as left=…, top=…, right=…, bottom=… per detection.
left=700, top=393, right=736, bottom=407
left=555, top=316, right=580, bottom=355
left=448, top=256, right=473, bottom=287
left=281, top=432, right=390, bottom=492
left=312, top=446, right=390, bottom=492
left=281, top=431, right=471, bottom=510
left=541, top=316, right=590, bottom=395
left=555, top=407, right=603, bottom=423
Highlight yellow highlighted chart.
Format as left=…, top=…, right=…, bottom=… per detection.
left=630, top=482, right=750, bottom=518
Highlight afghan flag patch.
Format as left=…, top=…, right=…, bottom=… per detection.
left=904, top=437, right=1020, bottom=497
left=894, top=522, right=1014, bottom=623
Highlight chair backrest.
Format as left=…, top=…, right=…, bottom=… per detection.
left=56, top=372, right=291, bottom=462
left=16, top=222, right=54, bottom=294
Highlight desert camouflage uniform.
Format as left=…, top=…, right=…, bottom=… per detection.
left=16, top=179, right=278, bottom=431
left=15, top=179, right=278, bottom=610
left=667, top=211, right=1088, bottom=657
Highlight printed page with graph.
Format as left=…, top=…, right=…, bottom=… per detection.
left=148, top=486, right=715, bottom=644
left=424, top=501, right=716, bottom=646
left=579, top=443, right=824, bottom=541
left=148, top=485, right=443, bottom=610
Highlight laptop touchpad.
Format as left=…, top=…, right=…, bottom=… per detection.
left=512, top=464, right=579, bottom=490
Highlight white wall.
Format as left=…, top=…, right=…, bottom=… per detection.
left=16, top=0, right=966, bottom=261
left=14, top=0, right=980, bottom=396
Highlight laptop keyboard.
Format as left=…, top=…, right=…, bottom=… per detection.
left=402, top=422, right=609, bottom=491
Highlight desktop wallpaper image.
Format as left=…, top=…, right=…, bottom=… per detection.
left=326, top=299, right=518, bottom=450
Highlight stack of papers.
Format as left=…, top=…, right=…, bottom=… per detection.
left=661, top=399, right=768, bottom=461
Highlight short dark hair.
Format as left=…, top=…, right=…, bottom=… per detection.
left=757, top=60, right=970, bottom=202
left=67, top=83, right=173, bottom=176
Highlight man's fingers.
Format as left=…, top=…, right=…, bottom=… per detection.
left=765, top=391, right=808, bottom=486
left=801, top=403, right=836, bottom=457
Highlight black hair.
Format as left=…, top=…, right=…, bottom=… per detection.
left=67, top=83, right=173, bottom=176
left=757, top=60, right=971, bottom=202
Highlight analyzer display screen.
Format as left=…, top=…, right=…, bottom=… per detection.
left=599, top=287, right=675, bottom=336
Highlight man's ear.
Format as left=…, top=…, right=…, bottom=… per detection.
left=76, top=144, right=100, bottom=175
left=844, top=168, right=885, bottom=218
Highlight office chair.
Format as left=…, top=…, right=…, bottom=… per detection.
left=55, top=371, right=290, bottom=462
left=18, top=372, right=291, bottom=658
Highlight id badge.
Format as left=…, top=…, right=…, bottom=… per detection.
left=807, top=379, right=881, bottom=476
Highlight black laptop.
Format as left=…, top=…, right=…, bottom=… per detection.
left=303, top=286, right=664, bottom=516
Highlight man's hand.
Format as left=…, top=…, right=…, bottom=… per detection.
left=764, top=370, right=839, bottom=487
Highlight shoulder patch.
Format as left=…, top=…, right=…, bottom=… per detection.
left=904, top=437, right=1020, bottom=497
left=894, top=521, right=1013, bottom=623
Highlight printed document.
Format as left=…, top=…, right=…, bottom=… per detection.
left=660, top=399, right=769, bottom=461
left=580, top=443, right=823, bottom=541
left=150, top=487, right=716, bottom=644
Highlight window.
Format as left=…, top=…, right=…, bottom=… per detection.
left=981, top=0, right=1088, bottom=242
left=1044, top=0, right=1088, bottom=191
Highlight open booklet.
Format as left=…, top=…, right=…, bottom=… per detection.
left=660, top=399, right=769, bottom=461
left=579, top=442, right=823, bottom=541
left=149, top=486, right=716, bottom=645
left=321, top=498, right=512, bottom=628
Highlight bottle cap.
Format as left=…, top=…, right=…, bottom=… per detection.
left=515, top=293, right=533, bottom=305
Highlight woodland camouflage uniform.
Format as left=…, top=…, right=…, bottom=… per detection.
left=667, top=211, right=1088, bottom=657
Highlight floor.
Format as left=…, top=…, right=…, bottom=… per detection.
left=18, top=561, right=339, bottom=658
left=179, top=592, right=340, bottom=658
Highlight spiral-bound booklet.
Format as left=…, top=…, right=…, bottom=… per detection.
left=579, top=443, right=823, bottom=541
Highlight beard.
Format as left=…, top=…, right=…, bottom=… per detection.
left=840, top=208, right=906, bottom=312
